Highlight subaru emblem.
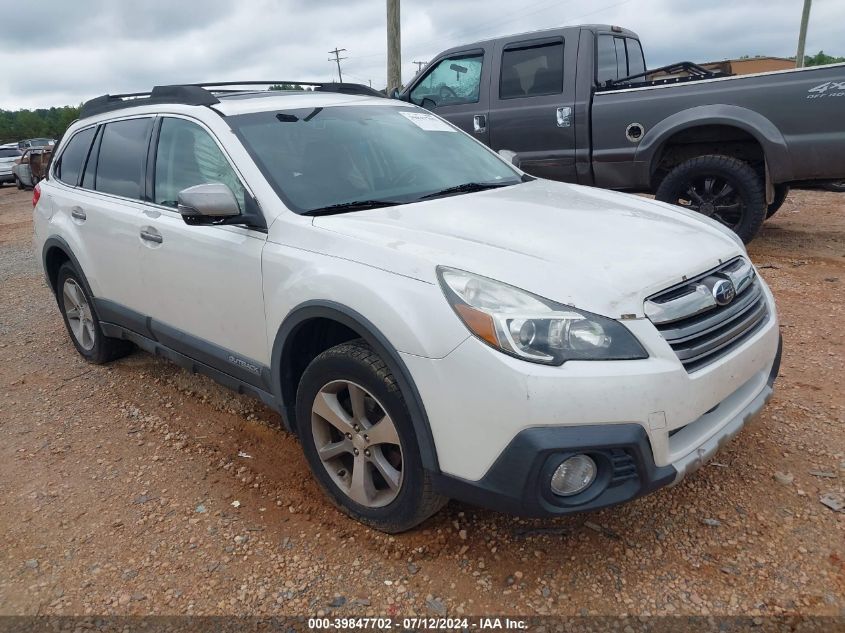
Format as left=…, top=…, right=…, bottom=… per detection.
left=712, top=279, right=736, bottom=306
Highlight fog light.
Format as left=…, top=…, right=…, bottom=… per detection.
left=550, top=454, right=597, bottom=497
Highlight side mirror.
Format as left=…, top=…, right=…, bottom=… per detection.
left=498, top=149, right=519, bottom=166
left=177, top=183, right=240, bottom=221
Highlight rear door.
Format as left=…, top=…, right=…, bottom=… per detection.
left=408, top=49, right=491, bottom=145
left=487, top=35, right=578, bottom=182
left=137, top=115, right=269, bottom=373
left=54, top=118, right=150, bottom=315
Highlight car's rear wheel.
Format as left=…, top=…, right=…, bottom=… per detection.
left=824, top=181, right=845, bottom=193
left=56, top=262, right=133, bottom=364
left=296, top=339, right=447, bottom=533
left=655, top=155, right=767, bottom=244
left=765, top=184, right=790, bottom=219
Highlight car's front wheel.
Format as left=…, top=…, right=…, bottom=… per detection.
left=56, top=262, right=133, bottom=364
left=296, top=339, right=447, bottom=533
left=655, top=155, right=767, bottom=244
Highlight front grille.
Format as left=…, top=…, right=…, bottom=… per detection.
left=645, top=258, right=770, bottom=372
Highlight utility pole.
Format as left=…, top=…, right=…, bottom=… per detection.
left=796, top=0, right=812, bottom=68
left=386, top=0, right=401, bottom=93
left=412, top=61, right=427, bottom=75
left=328, top=47, right=347, bottom=83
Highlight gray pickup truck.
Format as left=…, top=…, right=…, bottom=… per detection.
left=396, top=24, right=845, bottom=242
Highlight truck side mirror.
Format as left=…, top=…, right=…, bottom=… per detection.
left=498, top=149, right=519, bottom=166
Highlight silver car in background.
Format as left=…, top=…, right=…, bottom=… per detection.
left=0, top=146, right=23, bottom=187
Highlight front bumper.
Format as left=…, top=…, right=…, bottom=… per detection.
left=431, top=336, right=781, bottom=517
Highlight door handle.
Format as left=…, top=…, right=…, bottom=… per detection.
left=140, top=228, right=163, bottom=244
left=556, top=107, right=572, bottom=128
left=473, top=114, right=487, bottom=134
left=71, top=206, right=86, bottom=221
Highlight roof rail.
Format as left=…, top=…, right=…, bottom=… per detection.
left=79, top=81, right=383, bottom=119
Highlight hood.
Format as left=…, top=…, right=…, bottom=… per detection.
left=309, top=180, right=744, bottom=318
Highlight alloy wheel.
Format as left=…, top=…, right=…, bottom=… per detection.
left=311, top=380, right=403, bottom=508
left=63, top=278, right=96, bottom=351
left=677, top=176, right=746, bottom=230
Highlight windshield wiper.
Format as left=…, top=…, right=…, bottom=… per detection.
left=417, top=181, right=515, bottom=201
left=302, top=199, right=404, bottom=216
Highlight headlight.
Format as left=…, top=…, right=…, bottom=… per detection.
left=437, top=267, right=648, bottom=365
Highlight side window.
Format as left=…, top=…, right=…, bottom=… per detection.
left=153, top=117, right=245, bottom=210
left=94, top=118, right=152, bottom=199
left=55, top=127, right=96, bottom=186
left=614, top=38, right=628, bottom=79
left=626, top=38, right=646, bottom=77
left=596, top=35, right=618, bottom=84
left=410, top=53, right=483, bottom=107
left=500, top=39, right=563, bottom=99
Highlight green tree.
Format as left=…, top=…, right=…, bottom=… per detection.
left=804, top=50, right=845, bottom=66
left=0, top=105, right=81, bottom=144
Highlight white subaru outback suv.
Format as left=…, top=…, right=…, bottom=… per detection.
left=33, top=83, right=781, bottom=532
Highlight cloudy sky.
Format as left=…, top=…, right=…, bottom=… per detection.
left=1, top=0, right=842, bottom=110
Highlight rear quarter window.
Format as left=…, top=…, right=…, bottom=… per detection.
left=94, top=118, right=153, bottom=199
left=0, top=148, right=22, bottom=158
left=55, top=127, right=97, bottom=186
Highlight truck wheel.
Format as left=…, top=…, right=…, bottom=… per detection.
left=765, top=185, right=790, bottom=219
left=56, top=262, right=134, bottom=364
left=655, top=155, right=767, bottom=244
left=824, top=181, right=845, bottom=193
left=296, top=339, right=447, bottom=533
left=15, top=177, right=23, bottom=190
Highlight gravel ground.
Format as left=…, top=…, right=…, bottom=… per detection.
left=0, top=185, right=842, bottom=619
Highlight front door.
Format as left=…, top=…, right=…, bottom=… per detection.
left=487, top=35, right=578, bottom=182
left=408, top=49, right=490, bottom=146
left=138, top=116, right=269, bottom=377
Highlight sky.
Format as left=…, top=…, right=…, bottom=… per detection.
left=1, top=0, right=843, bottom=110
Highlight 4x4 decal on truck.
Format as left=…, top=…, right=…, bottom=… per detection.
left=807, top=81, right=845, bottom=99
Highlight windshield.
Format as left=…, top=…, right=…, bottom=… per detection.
left=230, top=105, right=523, bottom=213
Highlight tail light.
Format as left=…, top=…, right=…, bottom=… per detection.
left=32, top=182, right=41, bottom=208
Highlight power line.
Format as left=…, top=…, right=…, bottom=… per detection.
left=328, top=47, right=348, bottom=83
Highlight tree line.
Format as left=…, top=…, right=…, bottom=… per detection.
left=0, top=106, right=80, bottom=145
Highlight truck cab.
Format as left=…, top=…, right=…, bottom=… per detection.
left=400, top=25, right=642, bottom=185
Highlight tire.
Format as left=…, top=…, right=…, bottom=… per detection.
left=56, top=262, right=133, bottom=364
left=824, top=181, right=845, bottom=193
left=295, top=339, right=447, bottom=533
left=15, top=177, right=23, bottom=190
left=765, top=184, right=790, bottom=219
left=655, top=155, right=767, bottom=244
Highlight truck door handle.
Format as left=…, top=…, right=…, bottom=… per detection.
left=556, top=107, right=572, bottom=128
left=140, top=228, right=163, bottom=244
left=71, top=207, right=86, bottom=221
left=473, top=114, right=487, bottom=134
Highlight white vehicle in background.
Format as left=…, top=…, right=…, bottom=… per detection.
left=0, top=145, right=22, bottom=187
left=33, top=82, right=781, bottom=532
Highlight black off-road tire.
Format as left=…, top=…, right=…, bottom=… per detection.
left=655, top=155, right=767, bottom=244
left=56, top=262, right=133, bottom=364
left=765, top=184, right=790, bottom=219
left=296, top=339, right=447, bottom=533
left=824, top=181, right=845, bottom=193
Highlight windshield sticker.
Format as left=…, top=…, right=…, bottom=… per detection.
left=399, top=111, right=457, bottom=132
